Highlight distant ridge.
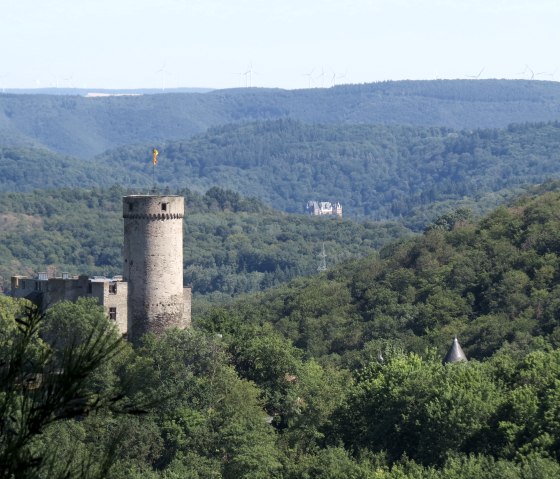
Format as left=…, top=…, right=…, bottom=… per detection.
left=3, top=120, right=560, bottom=223
left=1, top=79, right=560, bottom=158
left=1, top=87, right=213, bottom=95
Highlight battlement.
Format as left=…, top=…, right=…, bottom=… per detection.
left=123, top=195, right=184, bottom=216
left=122, top=213, right=184, bottom=220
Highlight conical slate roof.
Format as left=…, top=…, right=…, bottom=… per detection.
left=442, top=337, right=468, bottom=364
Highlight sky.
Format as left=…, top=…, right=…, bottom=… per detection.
left=1, top=0, right=559, bottom=91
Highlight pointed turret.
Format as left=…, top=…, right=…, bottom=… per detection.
left=442, top=337, right=468, bottom=364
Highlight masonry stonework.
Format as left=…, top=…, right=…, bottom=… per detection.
left=11, top=194, right=191, bottom=342
left=10, top=274, right=128, bottom=335
left=123, top=195, right=189, bottom=345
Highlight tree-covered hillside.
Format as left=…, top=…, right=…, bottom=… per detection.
left=3, top=120, right=560, bottom=222
left=201, top=188, right=560, bottom=365
left=2, top=79, right=560, bottom=157
left=96, top=120, right=560, bottom=221
left=5, top=190, right=560, bottom=477
left=0, top=187, right=409, bottom=303
left=0, top=147, right=130, bottom=191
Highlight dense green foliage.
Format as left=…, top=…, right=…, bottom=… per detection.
left=3, top=120, right=560, bottom=222
left=4, top=78, right=560, bottom=476
left=0, top=298, right=126, bottom=478
left=99, top=120, right=560, bottom=220
left=5, top=189, right=560, bottom=476
left=200, top=190, right=560, bottom=365
left=0, top=147, right=134, bottom=191
left=0, top=146, right=125, bottom=191
left=0, top=186, right=409, bottom=303
left=2, top=79, right=560, bottom=157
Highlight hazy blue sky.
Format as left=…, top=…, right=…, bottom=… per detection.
left=1, top=0, right=558, bottom=90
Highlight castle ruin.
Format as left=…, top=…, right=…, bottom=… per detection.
left=11, top=194, right=191, bottom=344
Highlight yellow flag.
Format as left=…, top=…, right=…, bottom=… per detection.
left=152, top=148, right=159, bottom=166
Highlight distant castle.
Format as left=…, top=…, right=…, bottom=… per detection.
left=11, top=194, right=191, bottom=345
left=306, top=201, right=342, bottom=218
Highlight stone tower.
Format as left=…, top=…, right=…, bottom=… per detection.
left=123, top=195, right=190, bottom=345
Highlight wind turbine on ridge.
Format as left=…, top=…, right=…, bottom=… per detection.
left=534, top=68, right=558, bottom=80
left=303, top=68, right=315, bottom=88
left=62, top=75, right=74, bottom=89
left=465, top=67, right=485, bottom=79
left=50, top=73, right=59, bottom=89
left=331, top=70, right=347, bottom=87
left=155, top=62, right=169, bottom=91
left=518, top=65, right=535, bottom=80
left=244, top=62, right=257, bottom=87
left=316, top=67, right=325, bottom=88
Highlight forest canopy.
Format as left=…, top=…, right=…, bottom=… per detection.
left=4, top=79, right=560, bottom=476
left=3, top=79, right=560, bottom=157
left=0, top=186, right=410, bottom=303
left=3, top=120, right=560, bottom=223
left=4, top=190, right=560, bottom=477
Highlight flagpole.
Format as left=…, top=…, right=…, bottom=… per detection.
left=152, top=148, right=158, bottom=193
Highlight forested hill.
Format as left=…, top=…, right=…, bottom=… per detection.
left=3, top=120, right=560, bottom=222
left=2, top=79, right=560, bottom=157
left=96, top=120, right=560, bottom=221
left=0, top=186, right=409, bottom=301
left=7, top=190, right=560, bottom=477
left=202, top=186, right=560, bottom=365
left=0, top=146, right=127, bottom=191
left=4, top=184, right=560, bottom=479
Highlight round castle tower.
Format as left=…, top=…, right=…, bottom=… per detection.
left=123, top=195, right=187, bottom=345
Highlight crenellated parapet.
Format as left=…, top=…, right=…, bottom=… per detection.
left=123, top=213, right=184, bottom=220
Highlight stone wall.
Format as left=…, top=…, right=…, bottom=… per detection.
left=94, top=281, right=128, bottom=334
left=123, top=195, right=188, bottom=344
left=183, top=287, right=192, bottom=328
left=10, top=275, right=128, bottom=334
